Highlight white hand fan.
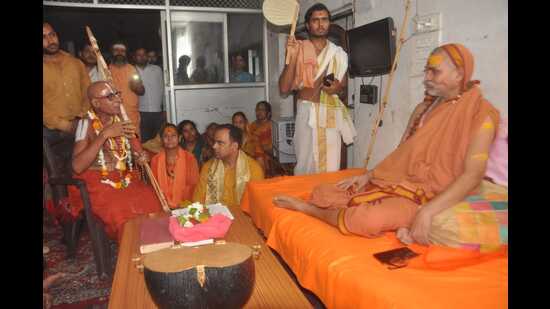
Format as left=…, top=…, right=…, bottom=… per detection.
left=263, top=0, right=300, bottom=64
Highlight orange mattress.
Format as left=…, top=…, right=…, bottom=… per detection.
left=241, top=169, right=508, bottom=309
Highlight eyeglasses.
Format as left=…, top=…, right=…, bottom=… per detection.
left=94, top=91, right=121, bottom=100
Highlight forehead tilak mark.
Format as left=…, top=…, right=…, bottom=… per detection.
left=428, top=54, right=444, bottom=67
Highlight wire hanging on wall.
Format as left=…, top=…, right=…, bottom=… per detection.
left=378, top=75, right=383, bottom=122
left=352, top=0, right=356, bottom=27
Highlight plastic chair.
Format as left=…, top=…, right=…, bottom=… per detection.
left=43, top=134, right=112, bottom=279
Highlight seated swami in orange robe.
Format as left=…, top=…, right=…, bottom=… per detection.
left=274, top=43, right=503, bottom=249
left=151, top=124, right=200, bottom=208
left=69, top=81, right=161, bottom=241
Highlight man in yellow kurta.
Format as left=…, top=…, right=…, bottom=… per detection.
left=193, top=124, right=264, bottom=207
left=43, top=22, right=91, bottom=175
left=43, top=22, right=91, bottom=218
left=108, top=43, right=145, bottom=138
left=43, top=23, right=91, bottom=134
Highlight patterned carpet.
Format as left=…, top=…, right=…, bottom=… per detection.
left=43, top=214, right=117, bottom=309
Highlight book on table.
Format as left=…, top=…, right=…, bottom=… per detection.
left=140, top=216, right=215, bottom=254
left=140, top=216, right=174, bottom=254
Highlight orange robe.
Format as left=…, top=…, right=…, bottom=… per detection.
left=248, top=121, right=272, bottom=155
left=248, top=121, right=272, bottom=174
left=310, top=44, right=500, bottom=238
left=241, top=131, right=263, bottom=159
left=151, top=148, right=200, bottom=209
left=68, top=169, right=162, bottom=241
left=109, top=64, right=140, bottom=133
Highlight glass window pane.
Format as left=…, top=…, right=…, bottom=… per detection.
left=171, top=11, right=225, bottom=85
left=228, top=13, right=264, bottom=83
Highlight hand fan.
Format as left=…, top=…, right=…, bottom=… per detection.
left=263, top=0, right=300, bottom=64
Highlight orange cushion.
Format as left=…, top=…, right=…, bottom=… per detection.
left=267, top=213, right=508, bottom=309
left=241, top=169, right=508, bottom=309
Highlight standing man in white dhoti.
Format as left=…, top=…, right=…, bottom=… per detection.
left=279, top=3, right=356, bottom=175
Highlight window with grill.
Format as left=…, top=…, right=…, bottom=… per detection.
left=171, top=11, right=225, bottom=85
left=98, top=0, right=166, bottom=5
left=45, top=0, right=94, bottom=3
left=228, top=13, right=264, bottom=83
left=170, top=0, right=261, bottom=9
left=46, top=0, right=262, bottom=8
left=170, top=11, right=264, bottom=85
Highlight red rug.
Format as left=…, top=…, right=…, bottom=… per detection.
left=43, top=213, right=117, bottom=309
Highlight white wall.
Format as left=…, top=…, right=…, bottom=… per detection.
left=288, top=0, right=507, bottom=169
left=266, top=26, right=294, bottom=119
left=173, top=86, right=265, bottom=132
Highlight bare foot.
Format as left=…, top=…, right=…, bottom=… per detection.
left=396, top=227, right=414, bottom=245
left=272, top=195, right=309, bottom=212
left=43, top=292, right=53, bottom=309
left=43, top=273, right=67, bottom=309
left=43, top=273, right=67, bottom=291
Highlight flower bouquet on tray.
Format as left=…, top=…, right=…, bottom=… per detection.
left=168, top=201, right=233, bottom=243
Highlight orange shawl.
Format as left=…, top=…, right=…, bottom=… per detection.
left=371, top=44, right=500, bottom=197
left=151, top=148, right=199, bottom=208
left=291, top=39, right=317, bottom=89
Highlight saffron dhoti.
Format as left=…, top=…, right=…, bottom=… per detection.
left=68, top=169, right=162, bottom=241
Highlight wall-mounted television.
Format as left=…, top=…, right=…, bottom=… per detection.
left=347, top=17, right=396, bottom=77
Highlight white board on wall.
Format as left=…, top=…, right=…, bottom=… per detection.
left=174, top=86, right=266, bottom=132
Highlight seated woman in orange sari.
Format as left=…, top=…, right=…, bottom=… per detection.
left=232, top=111, right=266, bottom=171
left=249, top=101, right=273, bottom=155
left=151, top=123, right=200, bottom=209
left=248, top=101, right=273, bottom=175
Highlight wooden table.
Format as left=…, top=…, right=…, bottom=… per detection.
left=108, top=206, right=312, bottom=308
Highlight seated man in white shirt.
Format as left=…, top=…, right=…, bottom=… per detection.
left=134, top=47, right=166, bottom=142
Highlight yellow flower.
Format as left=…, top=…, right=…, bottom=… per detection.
left=179, top=200, right=192, bottom=208
left=92, top=119, right=102, bottom=131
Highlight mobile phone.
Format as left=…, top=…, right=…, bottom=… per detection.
left=323, top=73, right=335, bottom=87
left=373, top=247, right=419, bottom=269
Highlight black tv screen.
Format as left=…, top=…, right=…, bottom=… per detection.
left=347, top=17, right=396, bottom=77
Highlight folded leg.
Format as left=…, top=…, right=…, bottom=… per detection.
left=342, top=197, right=419, bottom=238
